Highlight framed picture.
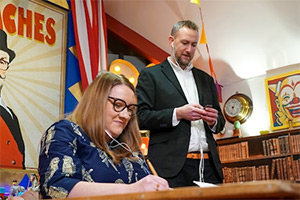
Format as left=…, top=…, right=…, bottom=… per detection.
left=0, top=0, right=67, bottom=168
left=265, top=70, right=300, bottom=131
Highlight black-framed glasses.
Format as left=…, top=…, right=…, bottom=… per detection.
left=108, top=96, right=138, bottom=116
left=0, top=58, right=9, bottom=71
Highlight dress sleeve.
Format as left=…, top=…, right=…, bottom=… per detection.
left=39, top=120, right=82, bottom=199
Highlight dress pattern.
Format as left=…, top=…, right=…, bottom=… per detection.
left=39, top=119, right=150, bottom=199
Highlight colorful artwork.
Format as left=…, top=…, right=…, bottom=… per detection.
left=0, top=0, right=67, bottom=168
left=265, top=71, right=300, bottom=131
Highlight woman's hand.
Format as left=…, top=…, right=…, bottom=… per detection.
left=131, top=175, right=169, bottom=192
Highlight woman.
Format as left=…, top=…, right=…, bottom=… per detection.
left=39, top=72, right=169, bottom=199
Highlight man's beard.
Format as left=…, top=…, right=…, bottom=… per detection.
left=176, top=56, right=191, bottom=68
left=172, top=45, right=191, bottom=68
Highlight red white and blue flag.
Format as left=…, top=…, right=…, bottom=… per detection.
left=65, top=0, right=107, bottom=113
left=70, top=0, right=107, bottom=90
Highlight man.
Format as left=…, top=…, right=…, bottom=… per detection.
left=0, top=29, right=25, bottom=169
left=136, top=20, right=225, bottom=187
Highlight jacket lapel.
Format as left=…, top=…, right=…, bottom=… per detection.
left=160, top=60, right=186, bottom=100
left=192, top=68, right=203, bottom=104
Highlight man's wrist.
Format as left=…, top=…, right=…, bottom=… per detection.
left=209, top=120, right=217, bottom=132
left=172, top=108, right=180, bottom=126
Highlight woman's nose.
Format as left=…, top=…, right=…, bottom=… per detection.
left=119, top=108, right=131, bottom=118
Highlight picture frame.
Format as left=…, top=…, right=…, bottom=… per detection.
left=1, top=0, right=67, bottom=168
left=265, top=70, right=300, bottom=131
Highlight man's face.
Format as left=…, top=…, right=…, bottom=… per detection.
left=171, top=27, right=199, bottom=69
left=0, top=50, right=10, bottom=87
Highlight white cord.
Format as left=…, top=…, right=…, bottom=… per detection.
left=105, top=130, right=133, bottom=153
left=199, top=147, right=205, bottom=182
left=105, top=130, right=154, bottom=176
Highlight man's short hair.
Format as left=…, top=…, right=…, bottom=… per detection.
left=171, top=20, right=199, bottom=37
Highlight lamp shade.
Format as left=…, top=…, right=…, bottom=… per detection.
left=109, top=59, right=139, bottom=86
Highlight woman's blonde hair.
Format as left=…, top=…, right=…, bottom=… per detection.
left=68, top=71, right=141, bottom=164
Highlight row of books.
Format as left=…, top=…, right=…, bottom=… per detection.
left=222, top=157, right=300, bottom=183
left=290, top=134, right=300, bottom=153
left=218, top=141, right=249, bottom=162
left=292, top=158, right=300, bottom=180
left=262, top=134, right=300, bottom=156
left=222, top=165, right=269, bottom=183
left=271, top=157, right=300, bottom=181
left=262, top=135, right=289, bottom=156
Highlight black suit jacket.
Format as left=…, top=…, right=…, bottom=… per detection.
left=136, top=59, right=225, bottom=180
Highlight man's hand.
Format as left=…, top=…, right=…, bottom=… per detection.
left=176, top=104, right=202, bottom=121
left=176, top=104, right=218, bottom=126
left=201, top=106, right=218, bottom=126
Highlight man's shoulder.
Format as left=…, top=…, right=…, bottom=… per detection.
left=140, top=59, right=169, bottom=73
left=192, top=67, right=212, bottom=78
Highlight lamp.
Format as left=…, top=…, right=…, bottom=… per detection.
left=140, top=130, right=150, bottom=156
left=146, top=63, right=155, bottom=68
left=109, top=59, right=139, bottom=86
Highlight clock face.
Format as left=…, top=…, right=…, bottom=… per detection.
left=224, top=98, right=242, bottom=117
left=223, top=93, right=253, bottom=124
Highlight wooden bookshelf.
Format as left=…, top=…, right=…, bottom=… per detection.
left=217, top=128, right=300, bottom=183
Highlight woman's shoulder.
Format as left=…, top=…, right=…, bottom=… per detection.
left=44, top=119, right=86, bottom=140
left=46, top=119, right=75, bottom=132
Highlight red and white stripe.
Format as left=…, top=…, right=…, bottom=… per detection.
left=71, top=0, right=107, bottom=90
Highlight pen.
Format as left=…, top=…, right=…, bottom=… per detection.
left=146, top=158, right=158, bottom=176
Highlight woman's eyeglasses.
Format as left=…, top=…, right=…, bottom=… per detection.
left=108, top=96, right=138, bottom=116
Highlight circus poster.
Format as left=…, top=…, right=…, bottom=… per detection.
left=0, top=0, right=67, bottom=168
left=265, top=70, right=300, bottom=131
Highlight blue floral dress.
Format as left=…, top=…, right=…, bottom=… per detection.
left=39, top=119, right=151, bottom=199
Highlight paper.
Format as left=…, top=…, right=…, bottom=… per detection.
left=193, top=181, right=218, bottom=188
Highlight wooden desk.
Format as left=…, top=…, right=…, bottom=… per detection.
left=60, top=180, right=299, bottom=200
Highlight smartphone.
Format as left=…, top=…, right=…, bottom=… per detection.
left=204, top=105, right=212, bottom=109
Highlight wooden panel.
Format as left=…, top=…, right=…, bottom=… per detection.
left=53, top=180, right=299, bottom=200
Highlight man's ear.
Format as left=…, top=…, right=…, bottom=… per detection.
left=169, top=36, right=175, bottom=47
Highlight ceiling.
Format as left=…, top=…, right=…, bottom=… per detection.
left=103, top=0, right=300, bottom=87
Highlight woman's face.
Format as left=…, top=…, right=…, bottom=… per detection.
left=105, top=84, right=136, bottom=139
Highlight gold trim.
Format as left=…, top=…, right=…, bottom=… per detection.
left=47, top=0, right=69, bottom=10
left=224, top=93, right=253, bottom=124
